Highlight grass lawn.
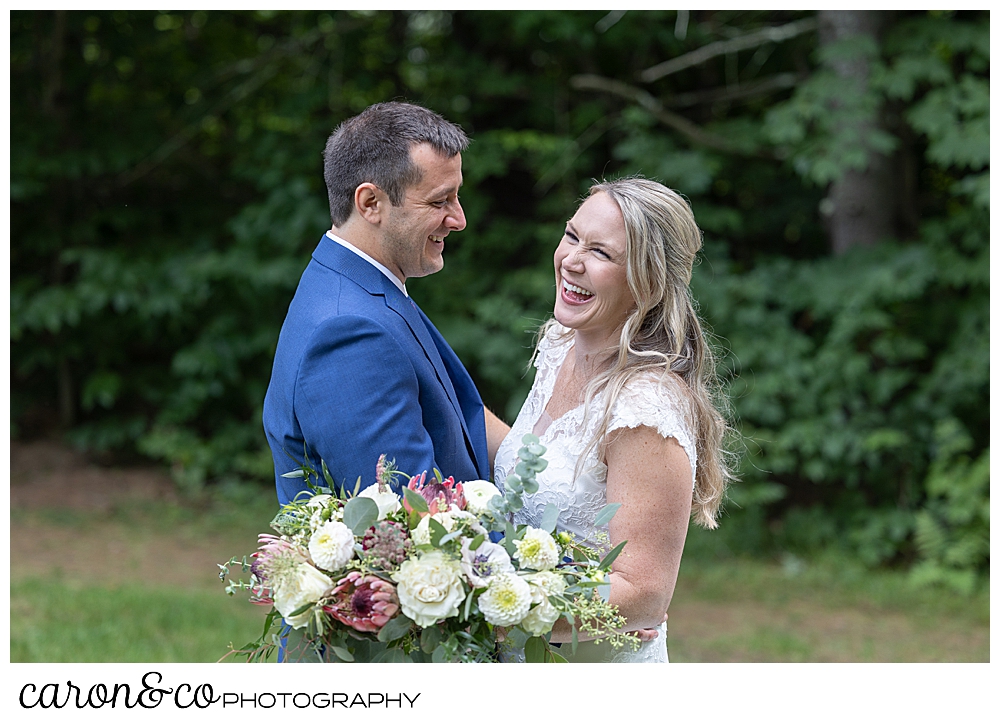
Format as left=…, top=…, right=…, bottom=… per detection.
left=10, top=483, right=989, bottom=663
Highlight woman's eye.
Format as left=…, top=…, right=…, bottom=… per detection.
left=594, top=248, right=610, bottom=259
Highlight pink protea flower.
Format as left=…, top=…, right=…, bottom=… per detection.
left=402, top=472, right=466, bottom=516
left=323, top=572, right=400, bottom=633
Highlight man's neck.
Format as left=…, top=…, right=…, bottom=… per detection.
left=326, top=230, right=407, bottom=297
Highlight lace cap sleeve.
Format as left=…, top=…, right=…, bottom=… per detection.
left=608, top=374, right=698, bottom=488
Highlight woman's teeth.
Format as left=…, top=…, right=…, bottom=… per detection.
left=563, top=280, right=593, bottom=297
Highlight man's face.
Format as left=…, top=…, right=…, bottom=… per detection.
left=379, top=143, right=466, bottom=282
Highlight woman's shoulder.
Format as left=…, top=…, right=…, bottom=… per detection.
left=608, top=371, right=698, bottom=484
left=612, top=371, right=697, bottom=446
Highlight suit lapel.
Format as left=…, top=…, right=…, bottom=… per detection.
left=313, top=236, right=481, bottom=473
left=383, top=292, right=480, bottom=472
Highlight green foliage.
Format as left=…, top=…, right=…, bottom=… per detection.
left=910, top=420, right=989, bottom=594
left=695, top=208, right=988, bottom=574
left=10, top=10, right=989, bottom=580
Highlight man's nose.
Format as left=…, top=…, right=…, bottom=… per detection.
left=446, top=199, right=466, bottom=232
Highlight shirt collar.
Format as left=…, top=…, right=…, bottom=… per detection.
left=326, top=231, right=408, bottom=297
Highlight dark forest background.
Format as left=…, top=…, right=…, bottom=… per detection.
left=10, top=10, right=988, bottom=592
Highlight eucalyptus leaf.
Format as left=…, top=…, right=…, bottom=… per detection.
left=342, top=496, right=379, bottom=535
left=598, top=540, right=628, bottom=570
left=594, top=502, right=622, bottom=527
left=525, top=457, right=548, bottom=472
left=521, top=478, right=539, bottom=494
left=539, top=503, right=560, bottom=532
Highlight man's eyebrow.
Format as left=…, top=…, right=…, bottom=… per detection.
left=428, top=180, right=462, bottom=196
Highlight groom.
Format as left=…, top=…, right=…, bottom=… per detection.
left=263, top=102, right=508, bottom=506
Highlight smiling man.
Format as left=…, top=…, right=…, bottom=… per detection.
left=263, top=102, right=508, bottom=507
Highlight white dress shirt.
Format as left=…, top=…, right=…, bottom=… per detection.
left=326, top=230, right=408, bottom=297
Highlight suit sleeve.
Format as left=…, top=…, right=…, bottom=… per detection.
left=285, top=314, right=439, bottom=500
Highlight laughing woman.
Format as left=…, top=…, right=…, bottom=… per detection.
left=494, top=177, right=735, bottom=663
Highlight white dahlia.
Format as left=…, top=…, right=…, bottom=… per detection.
left=520, top=570, right=568, bottom=635
left=513, top=527, right=561, bottom=571
left=478, top=572, right=532, bottom=626
left=308, top=520, right=356, bottom=571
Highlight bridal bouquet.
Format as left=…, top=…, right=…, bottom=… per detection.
left=219, top=434, right=637, bottom=663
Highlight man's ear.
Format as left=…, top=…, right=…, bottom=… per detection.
left=355, top=183, right=385, bottom=225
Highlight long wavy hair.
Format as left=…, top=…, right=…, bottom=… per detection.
left=538, top=177, right=735, bottom=529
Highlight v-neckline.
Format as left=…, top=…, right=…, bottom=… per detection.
left=532, top=342, right=588, bottom=439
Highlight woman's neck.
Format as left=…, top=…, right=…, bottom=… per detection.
left=568, top=327, right=619, bottom=378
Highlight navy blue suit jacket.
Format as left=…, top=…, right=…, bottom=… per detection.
left=263, top=235, right=489, bottom=506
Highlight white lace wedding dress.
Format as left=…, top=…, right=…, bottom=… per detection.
left=494, top=323, right=697, bottom=663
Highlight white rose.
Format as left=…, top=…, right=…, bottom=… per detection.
left=513, top=527, right=561, bottom=571
left=478, top=572, right=532, bottom=626
left=273, top=562, right=332, bottom=629
left=357, top=484, right=401, bottom=520
left=391, top=550, right=466, bottom=627
left=308, top=520, right=355, bottom=571
left=462, top=479, right=501, bottom=515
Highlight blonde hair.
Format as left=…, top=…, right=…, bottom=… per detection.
left=539, top=177, right=735, bottom=528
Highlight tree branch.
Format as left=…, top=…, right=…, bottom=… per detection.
left=665, top=72, right=804, bottom=108
left=118, top=28, right=324, bottom=187
left=640, top=17, right=818, bottom=83
left=570, top=74, right=775, bottom=159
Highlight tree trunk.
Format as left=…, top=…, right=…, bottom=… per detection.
left=819, top=10, right=897, bottom=255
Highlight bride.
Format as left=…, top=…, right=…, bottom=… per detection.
left=494, top=177, right=733, bottom=663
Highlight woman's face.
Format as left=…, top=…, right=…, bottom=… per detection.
left=553, top=192, right=636, bottom=342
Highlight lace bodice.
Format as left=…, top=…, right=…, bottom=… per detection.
left=494, top=323, right=697, bottom=663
